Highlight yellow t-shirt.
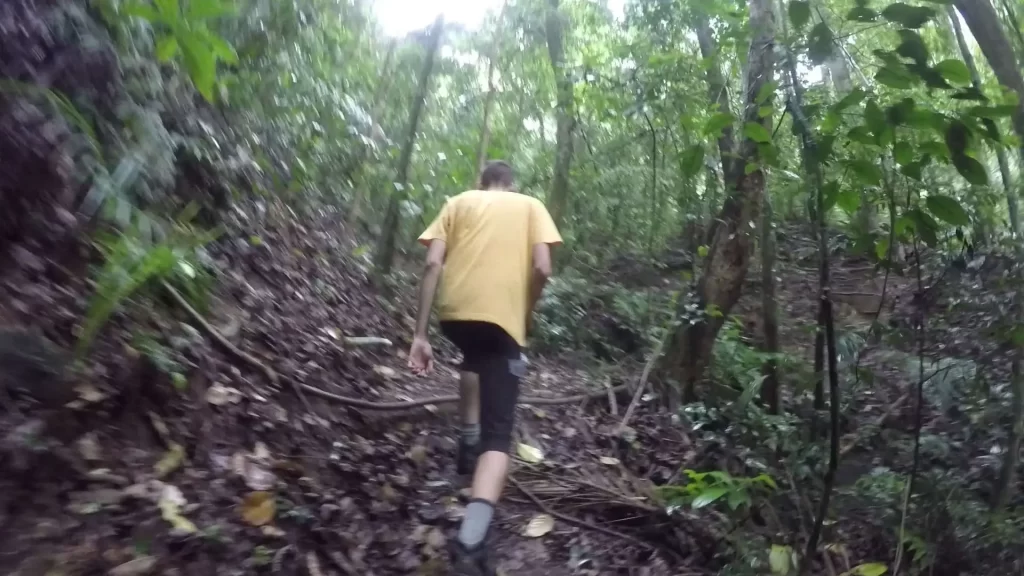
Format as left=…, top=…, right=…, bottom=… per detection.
left=418, top=190, right=562, bottom=346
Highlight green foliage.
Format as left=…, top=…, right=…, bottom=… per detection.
left=657, top=469, right=777, bottom=513
left=116, top=0, right=238, bottom=101
left=76, top=206, right=221, bottom=357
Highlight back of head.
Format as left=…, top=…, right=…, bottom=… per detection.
left=479, top=160, right=515, bottom=191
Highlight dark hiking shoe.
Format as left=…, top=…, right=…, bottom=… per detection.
left=456, top=439, right=480, bottom=476
left=450, top=541, right=496, bottom=576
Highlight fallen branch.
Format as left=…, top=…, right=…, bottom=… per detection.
left=616, top=330, right=667, bottom=435
left=165, top=281, right=627, bottom=411
left=161, top=280, right=315, bottom=415
left=507, top=474, right=663, bottom=555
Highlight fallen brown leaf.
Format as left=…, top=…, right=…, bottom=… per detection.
left=241, top=491, right=276, bottom=526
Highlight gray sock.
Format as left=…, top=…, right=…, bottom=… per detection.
left=458, top=499, right=494, bottom=548
left=461, top=423, right=480, bottom=446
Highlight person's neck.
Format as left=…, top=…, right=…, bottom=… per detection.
left=481, top=185, right=513, bottom=192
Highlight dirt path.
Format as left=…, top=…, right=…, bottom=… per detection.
left=2, top=211, right=938, bottom=575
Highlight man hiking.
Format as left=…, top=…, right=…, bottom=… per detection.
left=408, top=160, right=562, bottom=574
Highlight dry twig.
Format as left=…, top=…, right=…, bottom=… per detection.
left=508, top=474, right=663, bottom=555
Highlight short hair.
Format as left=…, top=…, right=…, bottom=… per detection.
left=480, top=160, right=515, bottom=190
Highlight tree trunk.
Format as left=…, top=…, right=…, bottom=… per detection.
left=475, top=16, right=503, bottom=183
left=948, top=4, right=1019, bottom=238
left=545, top=0, right=575, bottom=227
left=993, top=349, right=1023, bottom=509
left=644, top=112, right=658, bottom=250
left=695, top=13, right=739, bottom=191
left=373, top=16, right=444, bottom=276
left=661, top=0, right=776, bottom=405
left=955, top=0, right=1024, bottom=233
left=760, top=192, right=780, bottom=414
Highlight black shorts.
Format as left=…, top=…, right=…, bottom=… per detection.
left=441, top=320, right=525, bottom=454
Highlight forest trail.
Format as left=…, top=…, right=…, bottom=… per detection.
left=0, top=202, right=935, bottom=576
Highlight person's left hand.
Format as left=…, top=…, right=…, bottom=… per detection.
left=408, top=336, right=434, bottom=374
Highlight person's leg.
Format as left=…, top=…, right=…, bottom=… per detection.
left=453, top=328, right=523, bottom=570
left=441, top=322, right=485, bottom=476
left=458, top=370, right=481, bottom=475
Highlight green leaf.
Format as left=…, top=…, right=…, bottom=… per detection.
left=865, top=99, right=886, bottom=137
left=875, top=66, right=914, bottom=89
left=906, top=109, right=946, bottom=133
left=875, top=236, right=890, bottom=261
left=726, top=489, right=748, bottom=510
left=952, top=153, right=989, bottom=185
left=154, top=0, right=179, bottom=19
left=691, top=486, right=728, bottom=508
left=743, top=121, right=772, bottom=143
left=206, top=33, right=238, bottom=65
left=846, top=159, right=883, bottom=185
left=846, top=6, right=879, bottom=22
left=155, top=36, right=179, bottom=61
left=759, top=105, right=773, bottom=118
left=944, top=119, right=971, bottom=155
left=680, top=144, right=705, bottom=177
left=180, top=34, right=217, bottom=102
left=951, top=86, right=988, bottom=101
left=934, top=59, right=971, bottom=86
left=846, top=562, right=889, bottom=576
left=900, top=157, right=927, bottom=180
left=833, top=88, right=867, bottom=112
left=745, top=162, right=761, bottom=175
left=896, top=29, right=929, bottom=66
left=848, top=126, right=876, bottom=145
left=186, top=0, right=236, bottom=20
left=789, top=1, right=811, bottom=29
left=912, top=63, right=953, bottom=89
left=704, top=112, right=734, bottom=137
left=837, top=189, right=861, bottom=214
left=770, top=544, right=794, bottom=576
left=881, top=3, right=936, bottom=28
left=808, top=23, right=835, bottom=65
left=756, top=81, right=778, bottom=105
left=822, top=180, right=841, bottom=212
left=968, top=104, right=1017, bottom=118
left=925, top=195, right=970, bottom=226
left=907, top=208, right=939, bottom=246
left=893, top=141, right=913, bottom=165
left=122, top=1, right=159, bottom=21
left=887, top=98, right=916, bottom=126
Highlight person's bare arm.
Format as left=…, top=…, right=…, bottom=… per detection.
left=414, top=239, right=447, bottom=339
left=527, top=242, right=553, bottom=327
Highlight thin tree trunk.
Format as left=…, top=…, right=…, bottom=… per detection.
left=475, top=11, right=504, bottom=183
left=644, top=111, right=658, bottom=250
left=545, top=0, right=575, bottom=227
left=955, top=0, right=1024, bottom=231
left=780, top=11, right=841, bottom=563
left=948, top=4, right=1018, bottom=238
left=761, top=193, right=780, bottom=414
left=993, top=348, right=1023, bottom=509
left=695, top=13, right=739, bottom=192
left=373, top=16, right=444, bottom=275
left=661, top=0, right=776, bottom=406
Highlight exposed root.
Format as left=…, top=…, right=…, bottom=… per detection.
left=161, top=280, right=316, bottom=415
left=165, top=281, right=628, bottom=411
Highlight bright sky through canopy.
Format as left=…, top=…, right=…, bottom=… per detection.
left=374, top=0, right=501, bottom=37
left=374, top=0, right=627, bottom=36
